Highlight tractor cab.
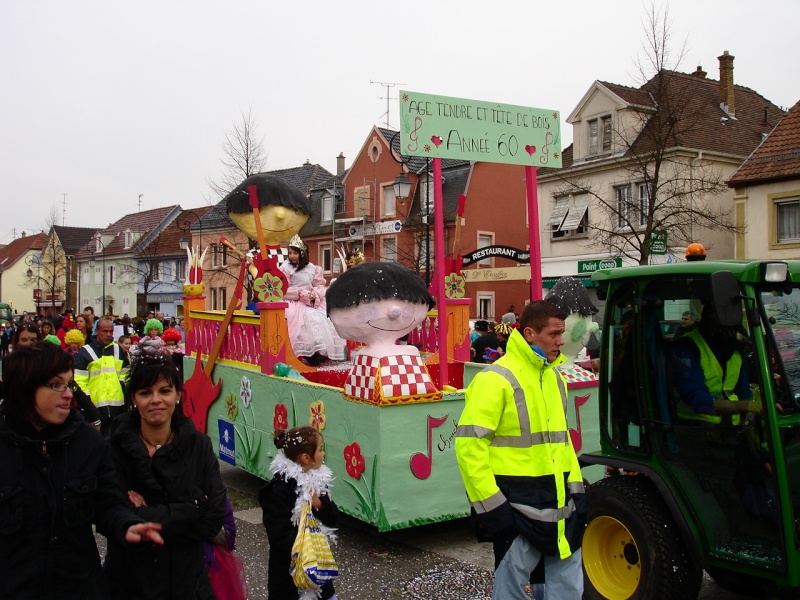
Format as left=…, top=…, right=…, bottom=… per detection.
left=581, top=260, right=800, bottom=599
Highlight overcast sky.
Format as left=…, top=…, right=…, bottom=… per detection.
left=2, top=0, right=798, bottom=245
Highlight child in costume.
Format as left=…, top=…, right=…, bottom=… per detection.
left=64, top=328, right=86, bottom=354
left=258, top=426, right=339, bottom=600
left=136, top=318, right=166, bottom=356
left=161, top=327, right=182, bottom=354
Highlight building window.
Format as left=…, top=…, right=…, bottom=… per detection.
left=354, top=186, right=370, bottom=218
left=321, top=194, right=334, bottom=223
left=210, top=244, right=227, bottom=268
left=616, top=185, right=633, bottom=228
left=382, top=236, right=397, bottom=262
left=777, top=198, right=800, bottom=242
left=477, top=293, right=495, bottom=321
left=94, top=266, right=101, bottom=284
left=382, top=185, right=396, bottom=218
left=419, top=174, right=434, bottom=216
left=176, top=260, right=187, bottom=281
left=477, top=233, right=493, bottom=267
left=547, top=196, right=570, bottom=235
left=419, top=234, right=434, bottom=273
left=219, top=287, right=227, bottom=309
left=151, top=262, right=161, bottom=282
left=108, top=265, right=116, bottom=284
left=588, top=115, right=612, bottom=156
left=210, top=288, right=217, bottom=310
left=319, top=243, right=332, bottom=274
left=638, top=183, right=651, bottom=227
left=83, top=266, right=90, bottom=284
left=125, top=230, right=134, bottom=248
left=552, top=194, right=589, bottom=239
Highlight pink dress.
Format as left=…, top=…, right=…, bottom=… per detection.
left=279, top=262, right=344, bottom=359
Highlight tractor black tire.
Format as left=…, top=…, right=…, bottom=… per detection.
left=583, top=475, right=703, bottom=600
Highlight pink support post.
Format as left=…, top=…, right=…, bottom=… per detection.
left=525, top=165, right=543, bottom=301
left=433, top=158, right=449, bottom=387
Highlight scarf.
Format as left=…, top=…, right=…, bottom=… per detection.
left=269, top=450, right=337, bottom=542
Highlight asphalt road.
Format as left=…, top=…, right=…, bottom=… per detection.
left=219, top=462, right=752, bottom=600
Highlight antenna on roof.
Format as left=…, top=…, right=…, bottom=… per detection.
left=370, top=80, right=406, bottom=128
left=138, top=194, right=144, bottom=212
left=62, top=193, right=68, bottom=226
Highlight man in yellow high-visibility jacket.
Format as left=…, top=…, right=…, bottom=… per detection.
left=74, top=318, right=129, bottom=437
left=456, top=300, right=586, bottom=600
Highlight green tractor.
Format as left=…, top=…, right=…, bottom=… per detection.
left=0, top=302, right=12, bottom=326
left=581, top=260, right=800, bottom=598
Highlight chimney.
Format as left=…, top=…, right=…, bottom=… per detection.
left=691, top=65, right=707, bottom=78
left=336, top=152, right=346, bottom=176
left=718, top=50, right=735, bottom=116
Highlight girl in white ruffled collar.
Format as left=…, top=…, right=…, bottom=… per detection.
left=259, top=426, right=339, bottom=599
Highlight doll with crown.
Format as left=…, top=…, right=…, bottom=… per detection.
left=278, top=234, right=345, bottom=365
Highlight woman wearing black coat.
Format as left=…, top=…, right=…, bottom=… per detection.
left=0, top=342, right=163, bottom=600
left=103, top=351, right=226, bottom=599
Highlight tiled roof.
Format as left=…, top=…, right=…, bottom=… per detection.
left=199, top=163, right=335, bottom=231
left=728, top=99, right=800, bottom=185
left=52, top=225, right=102, bottom=255
left=143, top=206, right=215, bottom=258
left=627, top=70, right=785, bottom=157
left=406, top=164, right=471, bottom=224
left=0, top=233, right=47, bottom=273
left=73, top=206, right=180, bottom=258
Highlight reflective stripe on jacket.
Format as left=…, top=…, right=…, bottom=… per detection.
left=74, top=341, right=126, bottom=409
left=678, top=329, right=741, bottom=425
left=455, top=329, right=586, bottom=559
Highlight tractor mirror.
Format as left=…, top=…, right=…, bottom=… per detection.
left=710, top=271, right=742, bottom=328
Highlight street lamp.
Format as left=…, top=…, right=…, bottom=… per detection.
left=25, top=254, right=43, bottom=316
left=177, top=209, right=203, bottom=252
left=88, top=237, right=106, bottom=317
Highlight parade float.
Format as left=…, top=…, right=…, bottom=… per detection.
left=181, top=92, right=600, bottom=531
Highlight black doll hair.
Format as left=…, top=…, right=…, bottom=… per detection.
left=224, top=173, right=311, bottom=216
left=326, top=261, right=435, bottom=315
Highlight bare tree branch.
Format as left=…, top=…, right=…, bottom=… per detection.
left=206, top=108, right=268, bottom=200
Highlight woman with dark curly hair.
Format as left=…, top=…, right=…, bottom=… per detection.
left=103, top=351, right=226, bottom=599
left=0, top=342, right=163, bottom=599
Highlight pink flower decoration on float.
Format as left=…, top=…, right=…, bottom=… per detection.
left=273, top=403, right=288, bottom=431
left=309, top=401, right=326, bottom=431
left=444, top=273, right=465, bottom=299
left=254, top=274, right=284, bottom=302
left=344, top=442, right=365, bottom=480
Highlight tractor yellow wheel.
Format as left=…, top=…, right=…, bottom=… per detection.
left=583, top=515, right=640, bottom=599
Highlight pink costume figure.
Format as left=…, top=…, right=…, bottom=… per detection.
left=279, top=235, right=344, bottom=364
left=327, top=262, right=441, bottom=404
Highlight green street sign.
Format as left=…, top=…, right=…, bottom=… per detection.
left=578, top=258, right=622, bottom=274
left=399, top=90, right=562, bottom=167
left=650, top=230, right=668, bottom=255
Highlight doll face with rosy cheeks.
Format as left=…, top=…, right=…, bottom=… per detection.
left=331, top=299, right=428, bottom=348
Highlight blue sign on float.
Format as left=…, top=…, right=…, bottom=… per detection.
left=218, top=420, right=236, bottom=465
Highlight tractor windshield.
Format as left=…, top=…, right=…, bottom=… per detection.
left=761, top=286, right=800, bottom=403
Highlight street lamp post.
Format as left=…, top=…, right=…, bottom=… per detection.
left=177, top=210, right=203, bottom=253
left=25, top=254, right=43, bottom=316
left=88, top=237, right=106, bottom=317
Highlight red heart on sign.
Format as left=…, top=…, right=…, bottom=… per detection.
left=525, top=145, right=536, bottom=156
left=431, top=136, right=442, bottom=147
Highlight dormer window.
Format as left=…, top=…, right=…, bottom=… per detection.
left=321, top=193, right=334, bottom=223
left=124, top=230, right=134, bottom=249
left=588, top=115, right=612, bottom=156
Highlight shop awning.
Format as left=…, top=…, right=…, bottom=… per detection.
left=542, top=276, right=597, bottom=289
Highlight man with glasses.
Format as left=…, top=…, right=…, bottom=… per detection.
left=73, top=318, right=130, bottom=436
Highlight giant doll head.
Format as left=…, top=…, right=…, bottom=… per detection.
left=327, top=262, right=434, bottom=358
left=544, top=276, right=599, bottom=366
left=224, top=173, right=311, bottom=246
